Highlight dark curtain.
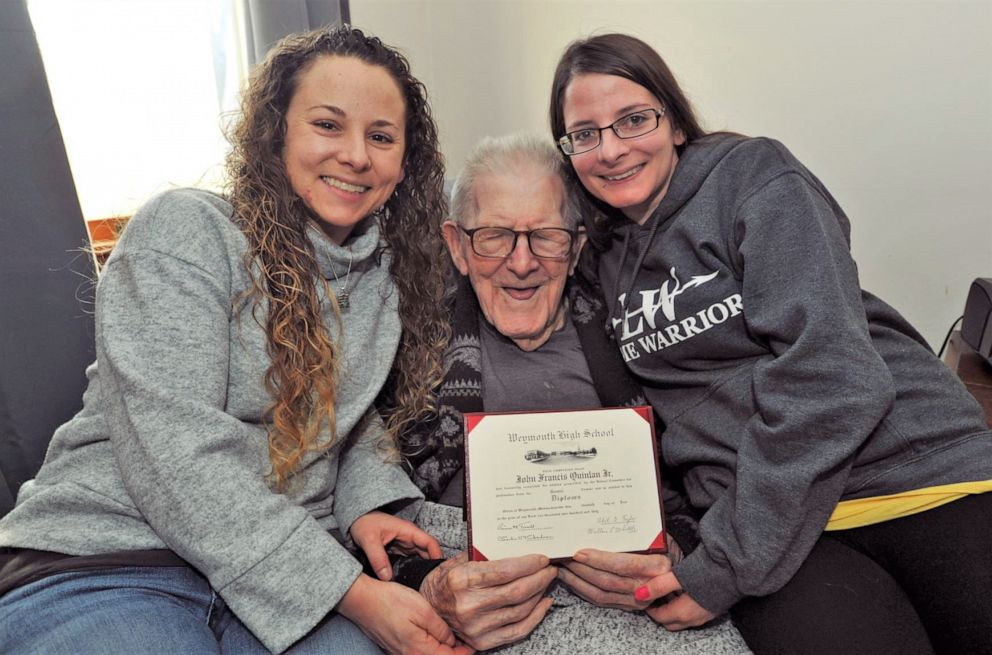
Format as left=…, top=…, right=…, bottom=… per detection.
left=0, top=0, right=95, bottom=515
left=243, top=0, right=350, bottom=66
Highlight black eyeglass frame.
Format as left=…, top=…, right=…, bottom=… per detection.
left=457, top=225, right=579, bottom=259
left=557, top=108, right=666, bottom=156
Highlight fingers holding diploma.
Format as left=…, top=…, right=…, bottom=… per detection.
left=559, top=548, right=673, bottom=610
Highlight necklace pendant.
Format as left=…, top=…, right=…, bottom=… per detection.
left=330, top=252, right=353, bottom=311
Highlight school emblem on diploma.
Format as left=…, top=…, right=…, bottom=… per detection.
left=464, top=406, right=667, bottom=561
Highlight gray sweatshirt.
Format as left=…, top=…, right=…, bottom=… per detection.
left=0, top=188, right=422, bottom=653
left=596, top=134, right=992, bottom=615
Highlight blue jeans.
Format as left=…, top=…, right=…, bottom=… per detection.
left=0, top=565, right=384, bottom=654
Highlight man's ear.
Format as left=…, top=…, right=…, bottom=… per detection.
left=568, top=226, right=588, bottom=276
left=442, top=221, right=470, bottom=276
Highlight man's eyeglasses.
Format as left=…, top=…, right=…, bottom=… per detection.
left=557, top=108, right=665, bottom=156
left=457, top=225, right=577, bottom=259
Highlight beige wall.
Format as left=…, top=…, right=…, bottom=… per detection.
left=352, top=0, right=992, bottom=348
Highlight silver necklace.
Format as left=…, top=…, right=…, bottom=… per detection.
left=331, top=253, right=353, bottom=310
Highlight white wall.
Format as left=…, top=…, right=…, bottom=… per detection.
left=351, top=0, right=992, bottom=349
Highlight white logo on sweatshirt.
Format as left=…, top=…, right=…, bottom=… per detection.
left=613, top=267, right=743, bottom=362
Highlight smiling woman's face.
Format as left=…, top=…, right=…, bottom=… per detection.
left=562, top=73, right=684, bottom=225
left=443, top=168, right=580, bottom=352
left=282, top=55, right=406, bottom=244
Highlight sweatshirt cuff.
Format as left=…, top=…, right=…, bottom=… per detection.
left=218, top=518, right=362, bottom=654
left=672, top=547, right=743, bottom=616
left=389, top=555, right=446, bottom=590
left=334, top=464, right=423, bottom=535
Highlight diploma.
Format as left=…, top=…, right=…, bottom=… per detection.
left=464, top=406, right=666, bottom=561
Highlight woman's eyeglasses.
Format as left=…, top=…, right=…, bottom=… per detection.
left=558, top=108, right=665, bottom=156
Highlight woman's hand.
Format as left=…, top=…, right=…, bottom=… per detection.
left=337, top=574, right=474, bottom=655
left=419, top=551, right=557, bottom=651
left=558, top=548, right=672, bottom=611
left=644, top=591, right=717, bottom=631
left=634, top=571, right=717, bottom=629
left=558, top=548, right=675, bottom=611
left=562, top=547, right=715, bottom=629
left=351, top=511, right=442, bottom=581
left=558, top=537, right=685, bottom=611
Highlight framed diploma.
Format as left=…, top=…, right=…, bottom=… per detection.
left=464, top=406, right=666, bottom=562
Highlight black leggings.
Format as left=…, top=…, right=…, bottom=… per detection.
left=730, top=492, right=992, bottom=655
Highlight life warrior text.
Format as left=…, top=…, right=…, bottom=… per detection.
left=613, top=293, right=744, bottom=362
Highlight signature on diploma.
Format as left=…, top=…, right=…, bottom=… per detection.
left=586, top=514, right=638, bottom=535
left=496, top=521, right=552, bottom=533
left=496, top=533, right=554, bottom=543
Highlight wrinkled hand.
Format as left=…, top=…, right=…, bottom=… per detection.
left=351, top=511, right=442, bottom=581
left=420, top=551, right=556, bottom=651
left=338, top=573, right=474, bottom=655
left=558, top=548, right=674, bottom=611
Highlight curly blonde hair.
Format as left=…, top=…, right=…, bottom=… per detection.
left=225, top=26, right=450, bottom=489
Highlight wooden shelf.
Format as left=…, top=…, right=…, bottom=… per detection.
left=944, top=331, right=992, bottom=428
left=85, top=216, right=130, bottom=269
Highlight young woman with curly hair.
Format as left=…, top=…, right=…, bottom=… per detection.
left=0, top=27, right=464, bottom=655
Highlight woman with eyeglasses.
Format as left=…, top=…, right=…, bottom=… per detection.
left=549, top=32, right=992, bottom=654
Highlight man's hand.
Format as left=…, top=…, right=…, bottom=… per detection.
left=561, top=547, right=715, bottom=629
left=420, top=551, right=557, bottom=651
left=351, top=511, right=442, bottom=581
left=558, top=548, right=674, bottom=610
left=338, top=574, right=474, bottom=655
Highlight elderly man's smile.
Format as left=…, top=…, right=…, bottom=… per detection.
left=502, top=285, right=542, bottom=301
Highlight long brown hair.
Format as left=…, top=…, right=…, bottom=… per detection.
left=225, top=26, right=449, bottom=489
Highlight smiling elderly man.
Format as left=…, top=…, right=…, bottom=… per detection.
left=443, top=146, right=583, bottom=353
left=392, top=134, right=745, bottom=654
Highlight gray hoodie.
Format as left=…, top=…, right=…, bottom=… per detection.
left=0, top=188, right=422, bottom=653
left=595, top=134, right=992, bottom=615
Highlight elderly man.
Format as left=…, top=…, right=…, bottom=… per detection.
left=394, top=134, right=746, bottom=654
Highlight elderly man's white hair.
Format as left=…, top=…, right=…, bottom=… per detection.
left=449, top=133, right=582, bottom=230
